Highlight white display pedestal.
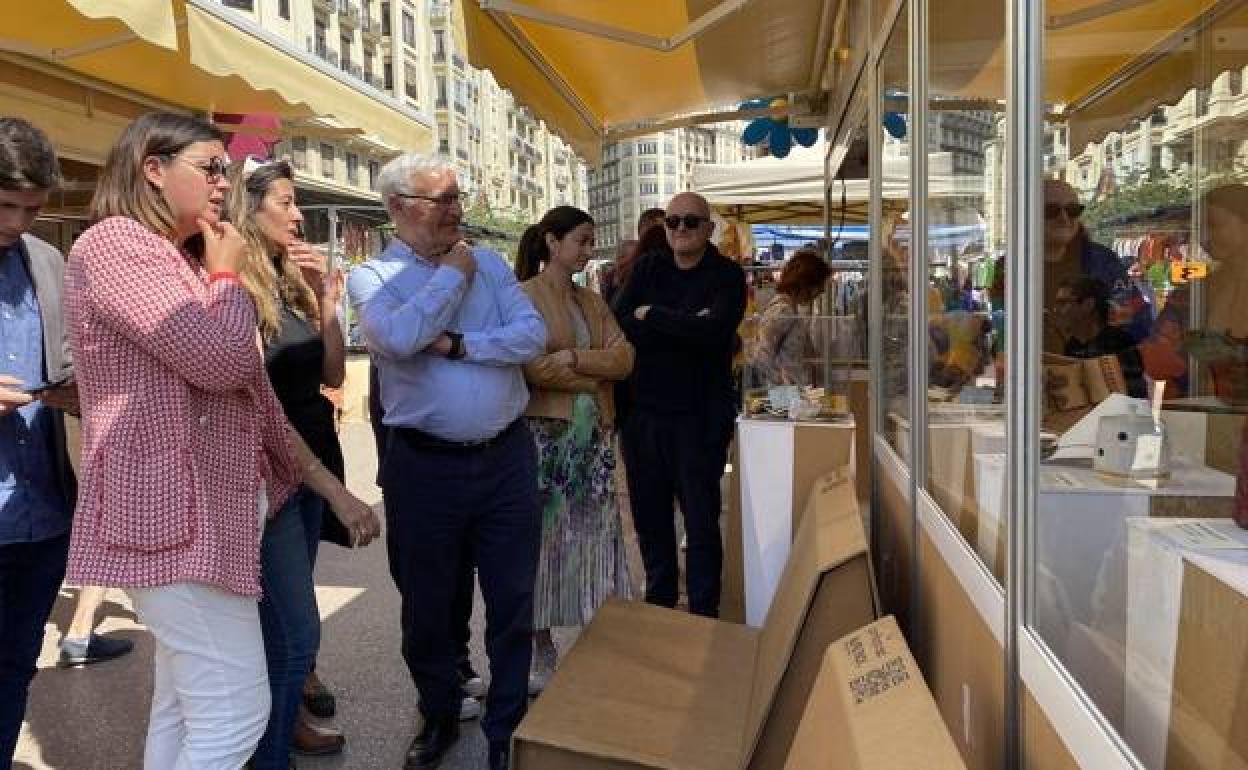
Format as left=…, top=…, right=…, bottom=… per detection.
left=736, top=416, right=855, bottom=626
left=1124, top=518, right=1248, bottom=770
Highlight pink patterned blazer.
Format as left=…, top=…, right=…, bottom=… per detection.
left=63, top=216, right=300, bottom=597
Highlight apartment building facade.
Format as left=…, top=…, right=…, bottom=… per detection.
left=220, top=0, right=586, bottom=221
left=588, top=124, right=754, bottom=257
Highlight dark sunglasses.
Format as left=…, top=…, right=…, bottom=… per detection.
left=1044, top=203, right=1084, bottom=220
left=664, top=214, right=708, bottom=230
left=395, top=192, right=463, bottom=206
left=163, top=154, right=229, bottom=183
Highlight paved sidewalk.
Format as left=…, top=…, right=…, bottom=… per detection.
left=14, top=421, right=541, bottom=770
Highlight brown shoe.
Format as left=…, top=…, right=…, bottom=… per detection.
left=292, top=706, right=346, bottom=757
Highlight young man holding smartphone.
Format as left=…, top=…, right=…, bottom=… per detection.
left=0, top=117, right=128, bottom=765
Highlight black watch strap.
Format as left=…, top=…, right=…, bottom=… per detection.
left=446, top=331, right=466, bottom=360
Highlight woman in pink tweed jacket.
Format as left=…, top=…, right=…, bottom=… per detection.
left=63, top=112, right=379, bottom=769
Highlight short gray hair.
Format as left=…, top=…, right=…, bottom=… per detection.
left=376, top=152, right=455, bottom=201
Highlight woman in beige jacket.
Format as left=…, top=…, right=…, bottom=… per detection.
left=516, top=206, right=635, bottom=692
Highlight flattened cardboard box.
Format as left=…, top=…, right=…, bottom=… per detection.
left=784, top=616, right=966, bottom=770
left=513, top=468, right=878, bottom=770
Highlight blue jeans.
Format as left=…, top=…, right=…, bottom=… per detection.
left=253, top=488, right=324, bottom=769
left=0, top=533, right=69, bottom=767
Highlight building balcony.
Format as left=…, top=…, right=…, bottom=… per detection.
left=433, top=49, right=446, bottom=63
left=451, top=53, right=465, bottom=71
left=430, top=2, right=450, bottom=21
left=312, top=0, right=335, bottom=14
left=453, top=100, right=468, bottom=116
left=361, top=15, right=382, bottom=44
left=306, top=36, right=329, bottom=61
left=364, top=72, right=385, bottom=91
left=337, top=1, right=361, bottom=29
left=347, top=63, right=362, bottom=80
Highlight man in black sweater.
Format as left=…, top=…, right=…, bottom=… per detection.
left=614, top=192, right=747, bottom=618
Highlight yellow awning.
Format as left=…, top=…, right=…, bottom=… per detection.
left=461, top=0, right=838, bottom=161
left=929, top=0, right=1226, bottom=150
left=2, top=1, right=433, bottom=152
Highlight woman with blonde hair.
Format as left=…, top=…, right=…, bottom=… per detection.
left=63, top=111, right=379, bottom=769
left=225, top=157, right=370, bottom=767
left=515, top=205, right=635, bottom=692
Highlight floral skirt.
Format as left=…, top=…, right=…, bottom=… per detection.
left=528, top=394, right=633, bottom=628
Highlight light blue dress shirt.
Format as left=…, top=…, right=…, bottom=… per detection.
left=0, top=245, right=72, bottom=544
left=347, top=239, right=546, bottom=443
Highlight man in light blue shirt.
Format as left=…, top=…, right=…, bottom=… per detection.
left=347, top=154, right=544, bottom=770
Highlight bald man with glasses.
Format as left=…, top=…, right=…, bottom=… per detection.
left=613, top=192, right=746, bottom=619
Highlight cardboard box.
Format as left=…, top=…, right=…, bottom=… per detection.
left=784, top=616, right=966, bottom=770
left=513, top=468, right=879, bottom=770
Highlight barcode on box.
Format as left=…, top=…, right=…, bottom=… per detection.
left=849, top=657, right=910, bottom=704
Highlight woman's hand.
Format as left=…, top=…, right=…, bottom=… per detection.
left=319, top=269, right=344, bottom=313
left=199, top=219, right=245, bottom=275
left=329, top=490, right=382, bottom=548
left=0, top=375, right=32, bottom=417
left=288, top=240, right=328, bottom=296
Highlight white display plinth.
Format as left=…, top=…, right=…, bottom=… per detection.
left=1124, top=518, right=1248, bottom=770
left=736, top=416, right=855, bottom=626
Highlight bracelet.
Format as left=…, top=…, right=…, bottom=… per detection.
left=208, top=271, right=238, bottom=284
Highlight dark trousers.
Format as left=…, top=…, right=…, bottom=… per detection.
left=382, top=421, right=540, bottom=744
left=369, top=362, right=475, bottom=672
left=0, top=533, right=69, bottom=766
left=620, top=409, right=731, bottom=618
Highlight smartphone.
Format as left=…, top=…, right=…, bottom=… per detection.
left=19, top=375, right=70, bottom=395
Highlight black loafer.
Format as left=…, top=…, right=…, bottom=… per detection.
left=488, top=740, right=511, bottom=770
left=57, top=634, right=134, bottom=667
left=405, top=715, right=459, bottom=769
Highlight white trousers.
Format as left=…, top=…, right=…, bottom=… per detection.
left=128, top=582, right=271, bottom=770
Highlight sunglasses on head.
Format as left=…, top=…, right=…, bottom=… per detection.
left=1044, top=203, right=1084, bottom=220
left=664, top=214, right=708, bottom=230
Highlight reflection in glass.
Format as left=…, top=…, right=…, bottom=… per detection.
left=1029, top=3, right=1248, bottom=766
left=878, top=13, right=912, bottom=459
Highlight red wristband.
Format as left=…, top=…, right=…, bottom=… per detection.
left=208, top=271, right=238, bottom=284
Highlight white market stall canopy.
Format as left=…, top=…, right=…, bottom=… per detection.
left=693, top=145, right=984, bottom=225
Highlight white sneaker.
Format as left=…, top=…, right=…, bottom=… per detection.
left=461, top=674, right=487, bottom=699
left=527, top=670, right=550, bottom=697
left=459, top=696, right=482, bottom=721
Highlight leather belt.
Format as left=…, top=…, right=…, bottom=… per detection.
left=394, top=419, right=520, bottom=453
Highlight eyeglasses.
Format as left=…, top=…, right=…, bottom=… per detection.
left=164, top=154, right=229, bottom=183
left=1044, top=203, right=1084, bottom=221
left=664, top=214, right=708, bottom=230
left=396, top=192, right=463, bottom=206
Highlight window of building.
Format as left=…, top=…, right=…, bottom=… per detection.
left=637, top=142, right=657, bottom=155
left=320, top=144, right=335, bottom=178
left=363, top=50, right=374, bottom=80
left=639, top=181, right=658, bottom=195
left=433, top=29, right=445, bottom=60
left=402, top=10, right=416, bottom=46
left=278, top=0, right=290, bottom=19
left=291, top=137, right=307, bottom=170
left=381, top=1, right=391, bottom=35
left=346, top=153, right=359, bottom=186
left=383, top=59, right=394, bottom=90
left=436, top=75, right=447, bottom=106
left=340, top=37, right=352, bottom=70
left=368, top=160, right=380, bottom=190
left=222, top=0, right=254, bottom=10
left=639, top=161, right=657, bottom=175
left=404, top=63, right=420, bottom=101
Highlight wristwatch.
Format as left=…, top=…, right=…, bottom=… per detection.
left=446, top=331, right=466, bottom=360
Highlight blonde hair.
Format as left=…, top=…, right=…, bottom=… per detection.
left=225, top=159, right=320, bottom=343
left=90, top=112, right=225, bottom=246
